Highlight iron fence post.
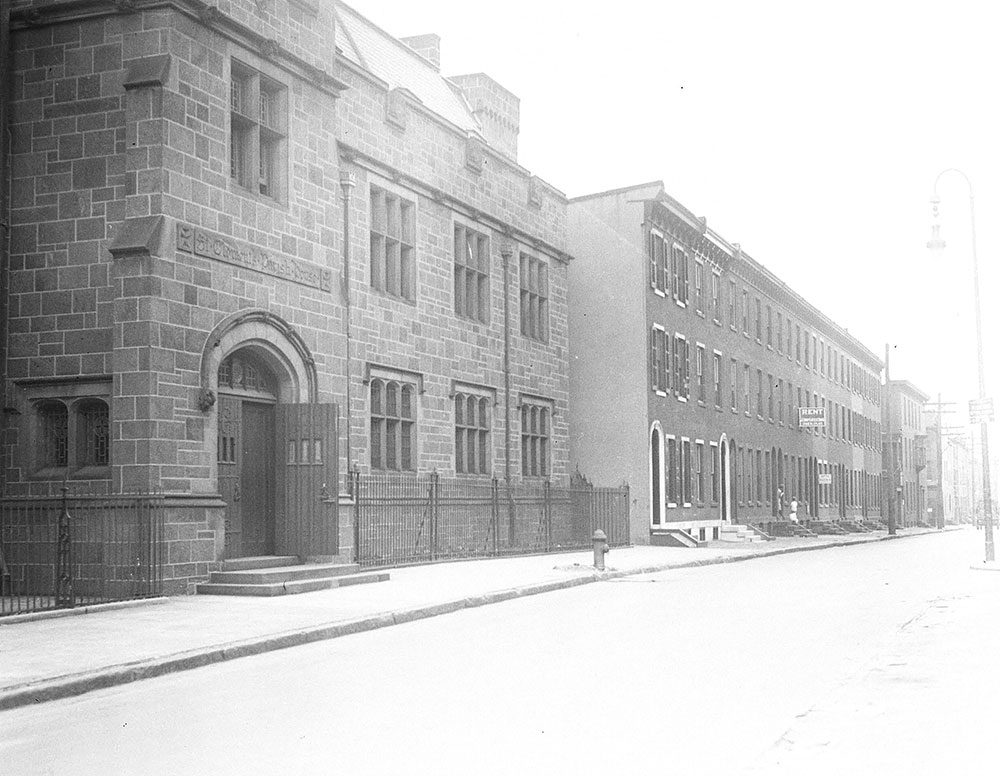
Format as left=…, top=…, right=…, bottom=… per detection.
left=352, top=467, right=361, bottom=563
left=491, top=477, right=500, bottom=556
left=55, top=487, right=73, bottom=608
left=507, top=479, right=515, bottom=550
left=430, top=470, right=439, bottom=561
left=544, top=480, right=552, bottom=552
left=623, top=482, right=630, bottom=544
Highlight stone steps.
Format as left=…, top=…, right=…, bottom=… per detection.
left=718, top=524, right=765, bottom=543
left=197, top=558, right=390, bottom=597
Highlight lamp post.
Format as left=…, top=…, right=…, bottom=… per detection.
left=928, top=168, right=994, bottom=562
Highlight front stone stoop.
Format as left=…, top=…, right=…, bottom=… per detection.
left=718, top=524, right=766, bottom=544
left=197, top=557, right=390, bottom=597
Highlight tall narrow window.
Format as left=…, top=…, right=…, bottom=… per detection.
left=777, top=312, right=783, bottom=354
left=694, top=261, right=704, bottom=313
left=682, top=439, right=692, bottom=505
left=674, top=336, right=690, bottom=399
left=766, top=305, right=773, bottom=347
left=712, top=272, right=721, bottom=323
left=742, top=290, right=749, bottom=334
left=667, top=438, right=677, bottom=504
left=455, top=393, right=490, bottom=475
left=520, top=254, right=549, bottom=342
left=695, top=442, right=705, bottom=504
left=696, top=345, right=706, bottom=402
left=38, top=401, right=69, bottom=469
left=743, top=363, right=751, bottom=414
left=713, top=352, right=722, bottom=408
left=370, top=185, right=416, bottom=301
left=650, top=327, right=668, bottom=393
left=78, top=399, right=110, bottom=467
left=521, top=402, right=551, bottom=477
left=370, top=378, right=416, bottom=471
left=648, top=230, right=668, bottom=293
left=230, top=60, right=286, bottom=200
left=756, top=449, right=762, bottom=503
left=728, top=281, right=736, bottom=329
left=755, top=297, right=762, bottom=342
left=730, top=358, right=738, bottom=411
left=710, top=444, right=719, bottom=504
left=454, top=224, right=490, bottom=323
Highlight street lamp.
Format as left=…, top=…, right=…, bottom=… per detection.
left=928, top=168, right=995, bottom=562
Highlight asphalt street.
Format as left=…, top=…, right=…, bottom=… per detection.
left=1, top=529, right=993, bottom=775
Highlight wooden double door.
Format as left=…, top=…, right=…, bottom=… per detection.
left=218, top=396, right=339, bottom=559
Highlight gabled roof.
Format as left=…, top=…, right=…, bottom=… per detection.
left=334, top=1, right=480, bottom=134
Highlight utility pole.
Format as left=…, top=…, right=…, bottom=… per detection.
left=882, top=344, right=896, bottom=535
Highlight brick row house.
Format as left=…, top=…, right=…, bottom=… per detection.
left=885, top=380, right=930, bottom=527
left=567, top=183, right=886, bottom=545
left=1, top=0, right=569, bottom=592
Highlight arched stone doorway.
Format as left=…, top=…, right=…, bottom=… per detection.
left=201, top=310, right=339, bottom=561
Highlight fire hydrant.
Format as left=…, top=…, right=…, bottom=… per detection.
left=592, top=529, right=610, bottom=571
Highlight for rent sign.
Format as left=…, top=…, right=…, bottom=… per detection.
left=799, top=406, right=826, bottom=428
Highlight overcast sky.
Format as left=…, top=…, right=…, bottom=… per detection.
left=343, top=0, right=999, bottom=430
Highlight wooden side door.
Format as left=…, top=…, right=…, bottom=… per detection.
left=275, top=404, right=339, bottom=558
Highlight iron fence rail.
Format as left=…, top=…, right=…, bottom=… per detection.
left=0, top=490, right=164, bottom=617
left=353, top=472, right=629, bottom=568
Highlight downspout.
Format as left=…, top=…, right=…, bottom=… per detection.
left=0, top=4, right=12, bottom=494
left=501, top=243, right=513, bottom=484
left=501, top=242, right=514, bottom=546
left=339, top=170, right=356, bottom=491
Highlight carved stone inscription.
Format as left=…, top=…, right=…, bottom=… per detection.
left=176, top=223, right=332, bottom=292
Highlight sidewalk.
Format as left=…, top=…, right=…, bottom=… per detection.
left=0, top=528, right=946, bottom=711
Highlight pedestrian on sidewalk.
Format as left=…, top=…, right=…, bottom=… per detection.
left=777, top=486, right=785, bottom=519
left=789, top=496, right=799, bottom=524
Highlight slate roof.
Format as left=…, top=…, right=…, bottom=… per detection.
left=334, top=1, right=479, bottom=134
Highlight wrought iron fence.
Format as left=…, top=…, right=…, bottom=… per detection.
left=0, top=489, right=164, bottom=617
left=352, top=471, right=629, bottom=568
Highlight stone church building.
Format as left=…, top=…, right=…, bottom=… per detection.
left=1, top=0, right=570, bottom=591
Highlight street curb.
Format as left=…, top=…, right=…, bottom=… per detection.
left=0, top=596, right=170, bottom=627
left=0, top=528, right=947, bottom=711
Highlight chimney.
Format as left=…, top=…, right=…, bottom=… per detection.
left=400, top=34, right=441, bottom=71
left=448, top=73, right=520, bottom=162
